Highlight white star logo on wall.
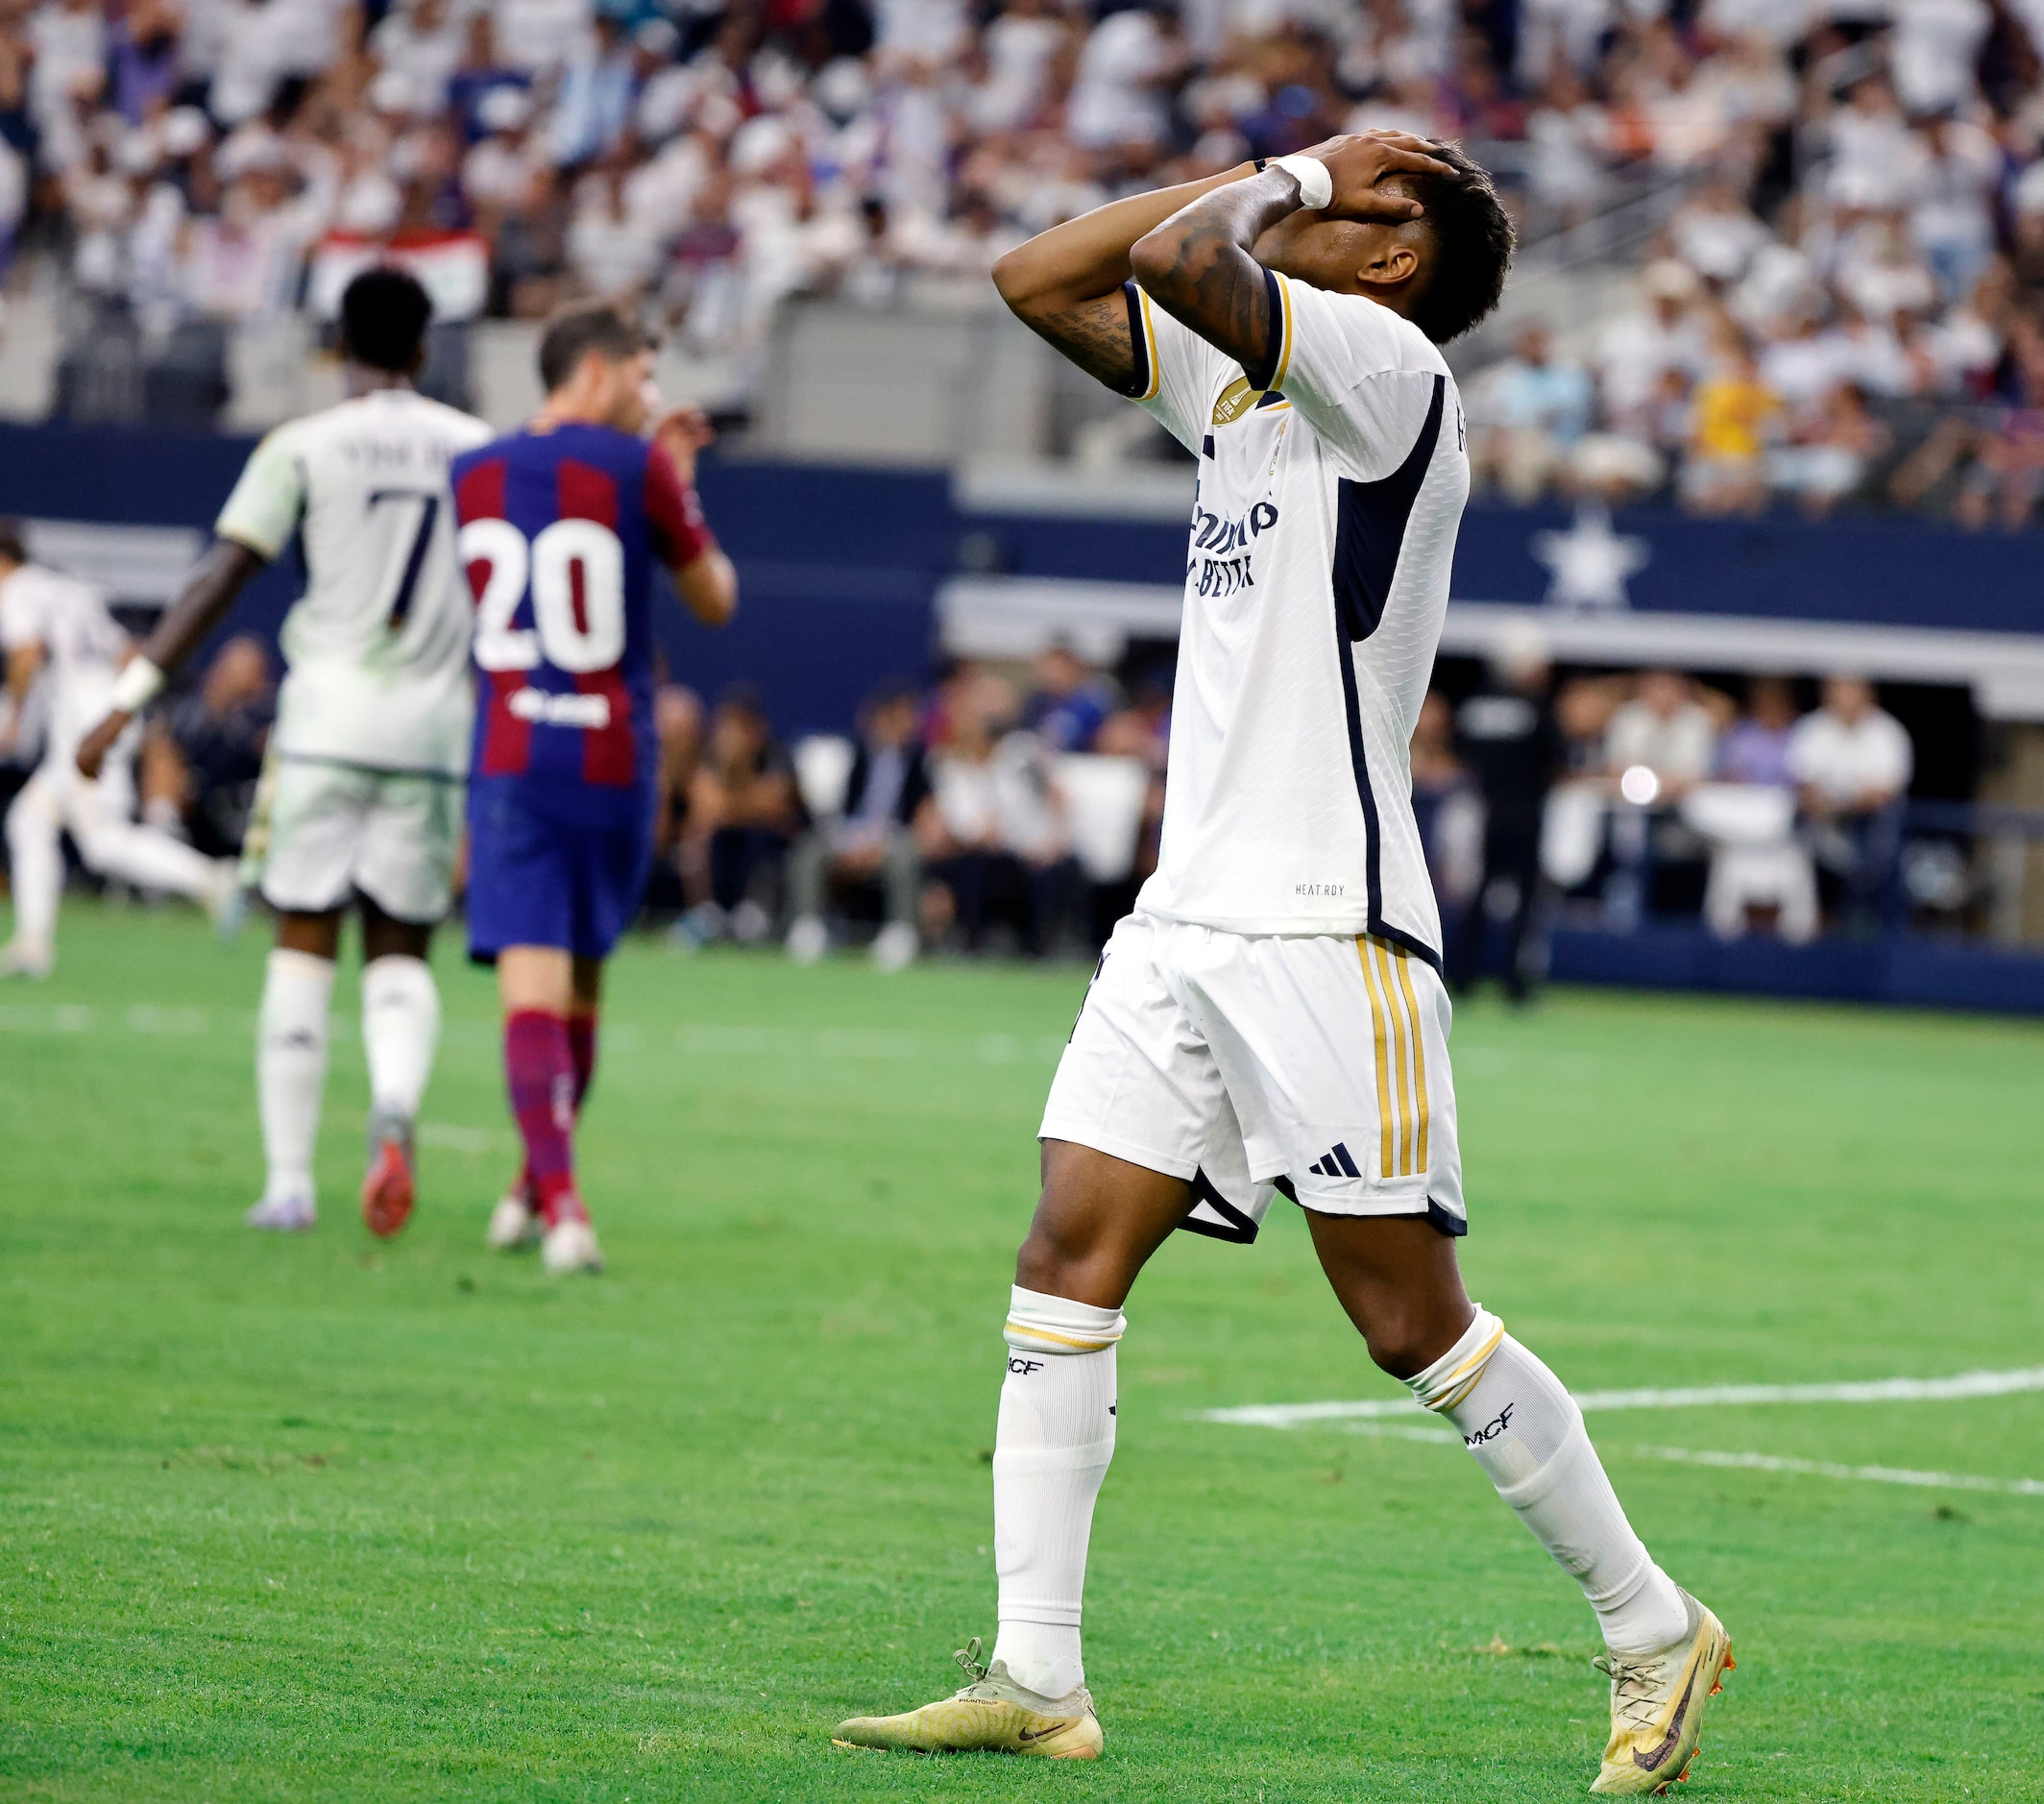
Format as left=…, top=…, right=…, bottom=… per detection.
left=1531, top=503, right=1651, bottom=611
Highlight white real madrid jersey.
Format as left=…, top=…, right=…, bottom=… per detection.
left=215, top=387, right=494, bottom=777
left=1123, top=271, right=1469, bottom=962
left=0, top=562, right=129, bottom=756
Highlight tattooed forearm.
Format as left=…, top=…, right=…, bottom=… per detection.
left=1016, top=292, right=1136, bottom=393
left=989, top=161, right=1257, bottom=395
left=1129, top=170, right=1302, bottom=376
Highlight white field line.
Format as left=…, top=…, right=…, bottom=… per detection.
left=0, top=1004, right=1067, bottom=1065
left=1200, top=1366, right=2044, bottom=1429
left=1331, top=1421, right=2044, bottom=1498
left=1626, top=1445, right=2044, bottom=1498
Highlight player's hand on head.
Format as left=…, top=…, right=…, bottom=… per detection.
left=1296, top=132, right=1456, bottom=223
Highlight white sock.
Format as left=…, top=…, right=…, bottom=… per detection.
left=143, top=794, right=188, bottom=838
left=361, top=954, right=440, bottom=1121
left=5, top=777, right=63, bottom=954
left=1410, top=1309, right=1688, bottom=1655
left=989, top=1284, right=1125, bottom=1699
left=257, top=948, right=334, bottom=1204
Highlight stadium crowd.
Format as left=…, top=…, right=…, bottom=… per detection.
left=11, top=622, right=1924, bottom=971
left=5, top=0, right=2044, bottom=519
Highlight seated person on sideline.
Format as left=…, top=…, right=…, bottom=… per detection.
left=1714, top=676, right=1798, bottom=790
left=1601, top=669, right=1725, bottom=919
left=645, top=682, right=704, bottom=917
left=917, top=672, right=1075, bottom=955
left=1094, top=667, right=1173, bottom=886
left=1788, top=673, right=1913, bottom=928
left=1602, top=669, right=1718, bottom=801
left=143, top=635, right=275, bottom=857
left=1021, top=643, right=1116, bottom=753
left=785, top=681, right=929, bottom=972
left=684, top=683, right=804, bottom=943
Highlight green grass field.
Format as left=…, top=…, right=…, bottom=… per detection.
left=4, top=903, right=2042, bottom=1802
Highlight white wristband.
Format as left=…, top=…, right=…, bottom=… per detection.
left=110, top=656, right=165, bottom=714
left=1270, top=154, right=1333, bottom=212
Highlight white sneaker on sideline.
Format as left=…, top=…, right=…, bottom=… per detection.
left=245, top=1193, right=316, bottom=1231
left=871, top=921, right=918, bottom=973
left=0, top=939, right=54, bottom=981
left=786, top=914, right=828, bottom=965
left=729, top=898, right=772, bottom=943
left=485, top=1187, right=543, bottom=1251
left=541, top=1216, right=603, bottom=1275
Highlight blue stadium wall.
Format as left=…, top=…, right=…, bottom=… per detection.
left=9, top=424, right=2044, bottom=721
left=7, top=423, right=2044, bottom=1012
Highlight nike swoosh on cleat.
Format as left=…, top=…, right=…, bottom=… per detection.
left=1015, top=1722, right=1074, bottom=1743
left=1631, top=1670, right=1698, bottom=1771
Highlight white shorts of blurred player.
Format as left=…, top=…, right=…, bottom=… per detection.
left=245, top=754, right=462, bottom=924
left=1040, top=912, right=1466, bottom=1242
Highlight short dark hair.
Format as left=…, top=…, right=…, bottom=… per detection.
left=538, top=302, right=650, bottom=393
left=1403, top=143, right=1515, bottom=346
left=339, top=267, right=433, bottom=373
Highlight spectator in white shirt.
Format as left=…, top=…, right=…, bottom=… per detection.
left=919, top=671, right=1075, bottom=955
left=1669, top=173, right=1770, bottom=285
left=1604, top=670, right=1719, bottom=801
left=1597, top=259, right=1709, bottom=423
left=1788, top=675, right=1911, bottom=816
left=1788, top=674, right=1913, bottom=927
left=368, top=0, right=466, bottom=121
left=1888, top=0, right=1991, bottom=116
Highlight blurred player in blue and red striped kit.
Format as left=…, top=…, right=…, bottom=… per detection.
left=451, top=304, right=738, bottom=1275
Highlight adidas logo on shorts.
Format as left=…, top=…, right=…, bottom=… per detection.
left=1306, top=1142, right=1362, bottom=1180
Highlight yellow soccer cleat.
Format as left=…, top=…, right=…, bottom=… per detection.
left=1589, top=1588, right=1734, bottom=1795
left=833, top=1639, right=1103, bottom=1760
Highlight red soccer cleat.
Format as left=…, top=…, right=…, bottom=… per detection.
left=360, top=1112, right=417, bottom=1238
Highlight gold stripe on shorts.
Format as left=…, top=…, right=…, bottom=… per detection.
left=1391, top=944, right=1431, bottom=1176
left=1356, top=937, right=1396, bottom=1179
left=1374, top=938, right=1416, bottom=1177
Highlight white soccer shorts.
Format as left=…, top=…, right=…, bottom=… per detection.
left=246, top=754, right=462, bottom=923
left=1040, top=912, right=1466, bottom=1243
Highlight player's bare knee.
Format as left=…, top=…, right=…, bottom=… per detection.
left=1351, top=1290, right=1473, bottom=1379
left=276, top=910, right=343, bottom=961
left=1362, top=1314, right=1441, bottom=1381
left=360, top=898, right=432, bottom=963
left=1013, top=1215, right=1099, bottom=1300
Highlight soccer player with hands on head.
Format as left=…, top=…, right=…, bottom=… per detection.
left=835, top=134, right=1733, bottom=1795
left=451, top=304, right=736, bottom=1277
left=73, top=268, right=492, bottom=1240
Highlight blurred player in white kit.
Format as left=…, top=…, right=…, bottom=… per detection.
left=0, top=524, right=240, bottom=979
left=76, top=268, right=491, bottom=1239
